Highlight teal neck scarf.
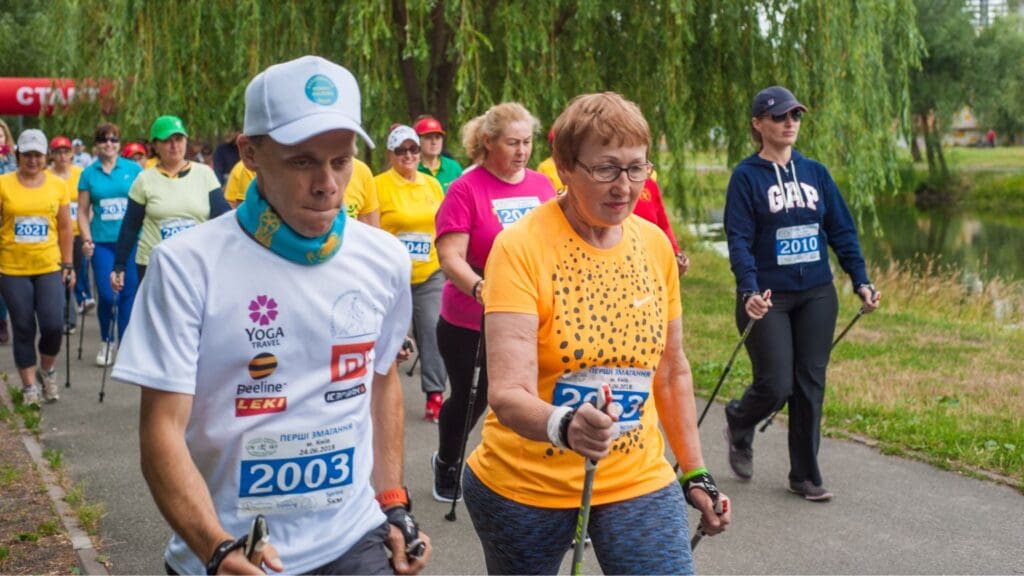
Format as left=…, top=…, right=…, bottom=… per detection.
left=236, top=179, right=345, bottom=265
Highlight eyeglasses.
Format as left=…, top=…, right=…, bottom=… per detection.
left=392, top=145, right=421, bottom=156
left=575, top=160, right=653, bottom=183
left=95, top=136, right=120, bottom=144
left=767, top=110, right=803, bottom=123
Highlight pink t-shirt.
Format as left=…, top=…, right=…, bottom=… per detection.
left=435, top=167, right=556, bottom=330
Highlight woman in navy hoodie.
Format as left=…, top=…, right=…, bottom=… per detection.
left=722, top=86, right=881, bottom=501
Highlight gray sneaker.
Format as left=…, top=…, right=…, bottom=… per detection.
left=724, top=425, right=753, bottom=480
left=431, top=451, right=462, bottom=503
left=38, top=367, right=59, bottom=403
left=788, top=480, right=834, bottom=502
left=21, top=384, right=41, bottom=406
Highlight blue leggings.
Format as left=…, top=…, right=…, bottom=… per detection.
left=91, top=242, right=139, bottom=343
left=463, top=467, right=694, bottom=575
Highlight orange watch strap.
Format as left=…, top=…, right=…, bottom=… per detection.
left=375, top=487, right=409, bottom=509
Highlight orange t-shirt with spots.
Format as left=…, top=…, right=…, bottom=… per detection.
left=468, top=199, right=682, bottom=508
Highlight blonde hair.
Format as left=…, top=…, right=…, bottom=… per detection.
left=0, top=119, right=13, bottom=151
left=551, top=92, right=650, bottom=173
left=461, top=102, right=539, bottom=165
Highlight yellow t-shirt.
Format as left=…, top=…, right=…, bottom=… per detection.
left=144, top=157, right=158, bottom=170
left=345, top=159, right=378, bottom=219
left=0, top=172, right=70, bottom=275
left=374, top=168, right=444, bottom=285
left=468, top=199, right=682, bottom=508
left=48, top=166, right=83, bottom=235
left=536, top=157, right=563, bottom=192
left=224, top=161, right=255, bottom=204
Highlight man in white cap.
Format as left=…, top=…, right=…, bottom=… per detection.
left=71, top=138, right=93, bottom=168
left=113, top=55, right=430, bottom=575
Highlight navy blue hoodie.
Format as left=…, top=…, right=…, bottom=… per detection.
left=724, top=149, right=869, bottom=295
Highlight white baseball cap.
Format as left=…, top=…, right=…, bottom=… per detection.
left=244, top=55, right=374, bottom=148
left=386, top=125, right=420, bottom=151
left=17, top=129, right=48, bottom=155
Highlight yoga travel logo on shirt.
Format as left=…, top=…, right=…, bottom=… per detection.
left=246, top=295, right=285, bottom=350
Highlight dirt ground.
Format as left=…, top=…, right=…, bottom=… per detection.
left=0, top=413, right=80, bottom=575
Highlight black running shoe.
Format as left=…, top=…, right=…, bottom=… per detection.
left=788, top=480, right=833, bottom=502
left=724, top=425, right=753, bottom=480
left=431, top=451, right=462, bottom=503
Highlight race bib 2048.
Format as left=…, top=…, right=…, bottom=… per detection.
left=397, top=232, right=432, bottom=262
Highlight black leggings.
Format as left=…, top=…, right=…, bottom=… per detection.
left=725, top=283, right=838, bottom=486
left=436, top=316, right=487, bottom=465
left=0, top=272, right=66, bottom=369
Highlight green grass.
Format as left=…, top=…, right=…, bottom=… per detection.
left=0, top=464, right=21, bottom=487
left=43, top=448, right=63, bottom=470
left=64, top=483, right=105, bottom=535
left=897, top=145, right=1024, bottom=172
left=680, top=240, right=1024, bottom=489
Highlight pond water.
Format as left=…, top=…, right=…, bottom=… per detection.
left=691, top=202, right=1024, bottom=283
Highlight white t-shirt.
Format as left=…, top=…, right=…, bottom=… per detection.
left=112, top=214, right=412, bottom=575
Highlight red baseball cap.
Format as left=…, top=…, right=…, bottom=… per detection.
left=49, top=136, right=72, bottom=151
left=123, top=142, right=147, bottom=158
left=414, top=117, right=445, bottom=136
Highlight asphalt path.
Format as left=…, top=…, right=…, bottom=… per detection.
left=14, top=311, right=1024, bottom=575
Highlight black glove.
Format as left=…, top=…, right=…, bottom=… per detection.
left=384, top=506, right=426, bottom=560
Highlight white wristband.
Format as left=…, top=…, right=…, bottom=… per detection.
left=547, top=405, right=573, bottom=448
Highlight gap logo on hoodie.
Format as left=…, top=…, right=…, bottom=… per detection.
left=768, top=181, right=819, bottom=213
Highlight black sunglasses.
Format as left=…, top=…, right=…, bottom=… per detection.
left=768, top=110, right=803, bottom=123
left=393, top=145, right=421, bottom=156
left=95, top=136, right=120, bottom=144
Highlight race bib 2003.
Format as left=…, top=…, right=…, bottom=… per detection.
left=238, top=424, right=356, bottom=515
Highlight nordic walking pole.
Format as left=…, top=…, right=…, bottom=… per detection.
left=571, top=383, right=612, bottom=576
left=759, top=289, right=879, bottom=432
left=445, top=327, right=486, bottom=522
left=674, top=290, right=771, bottom=473
left=64, top=277, right=72, bottom=388
left=77, top=257, right=91, bottom=360
left=690, top=496, right=729, bottom=551
left=98, top=302, right=117, bottom=403
left=406, top=354, right=420, bottom=377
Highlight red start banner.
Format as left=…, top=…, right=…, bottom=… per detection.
left=0, top=78, right=112, bottom=116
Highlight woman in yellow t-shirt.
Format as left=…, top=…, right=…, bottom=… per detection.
left=48, top=135, right=89, bottom=334
left=463, top=93, right=731, bottom=574
left=374, top=125, right=447, bottom=422
left=0, top=130, right=75, bottom=406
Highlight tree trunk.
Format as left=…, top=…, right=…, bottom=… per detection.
left=910, top=131, right=923, bottom=162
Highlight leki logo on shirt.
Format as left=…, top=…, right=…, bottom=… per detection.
left=330, top=342, right=375, bottom=382
left=249, top=295, right=279, bottom=326
left=236, top=397, right=287, bottom=417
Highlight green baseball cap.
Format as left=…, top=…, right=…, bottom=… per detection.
left=150, top=115, right=189, bottom=141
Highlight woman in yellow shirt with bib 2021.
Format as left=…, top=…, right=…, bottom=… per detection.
left=0, top=130, right=75, bottom=406
left=375, top=125, right=447, bottom=422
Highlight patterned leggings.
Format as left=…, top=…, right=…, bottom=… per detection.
left=463, top=467, right=695, bottom=575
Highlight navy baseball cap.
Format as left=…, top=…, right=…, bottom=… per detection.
left=751, top=86, right=807, bottom=118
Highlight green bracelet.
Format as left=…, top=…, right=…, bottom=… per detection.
left=680, top=466, right=709, bottom=482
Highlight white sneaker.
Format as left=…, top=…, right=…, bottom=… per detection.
left=82, top=298, right=96, bottom=313
left=21, top=384, right=41, bottom=406
left=96, top=343, right=116, bottom=367
left=38, top=368, right=59, bottom=403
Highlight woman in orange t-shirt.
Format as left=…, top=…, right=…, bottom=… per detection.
left=462, top=93, right=730, bottom=574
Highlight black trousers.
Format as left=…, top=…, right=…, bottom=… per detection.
left=436, top=316, right=487, bottom=465
left=0, top=272, right=65, bottom=369
left=725, top=283, right=838, bottom=486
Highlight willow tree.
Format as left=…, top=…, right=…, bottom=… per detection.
left=41, top=0, right=921, bottom=212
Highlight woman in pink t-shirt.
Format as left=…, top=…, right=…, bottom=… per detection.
left=430, top=102, right=556, bottom=503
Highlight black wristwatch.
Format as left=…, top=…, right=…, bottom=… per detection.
left=681, top=471, right=720, bottom=509
left=558, top=407, right=576, bottom=450
left=205, top=537, right=246, bottom=575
